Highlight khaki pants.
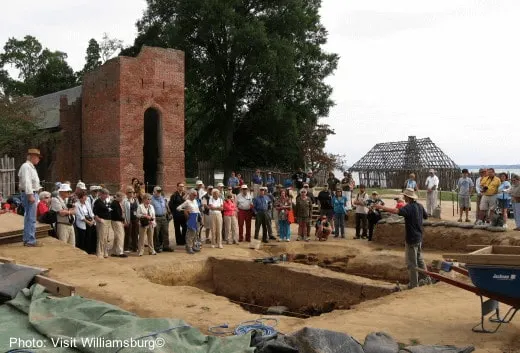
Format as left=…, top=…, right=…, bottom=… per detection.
left=111, top=221, right=125, bottom=256
left=96, top=220, right=111, bottom=258
left=210, top=212, right=223, bottom=247
left=138, top=226, right=155, bottom=255
left=224, top=215, right=239, bottom=244
left=253, top=184, right=260, bottom=197
left=57, top=223, right=75, bottom=246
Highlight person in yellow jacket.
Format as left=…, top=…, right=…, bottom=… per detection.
left=477, top=168, right=501, bottom=224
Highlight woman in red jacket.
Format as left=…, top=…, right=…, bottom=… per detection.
left=223, top=193, right=239, bottom=244
left=37, top=191, right=52, bottom=217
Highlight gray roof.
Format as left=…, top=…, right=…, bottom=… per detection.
left=32, top=86, right=82, bottom=129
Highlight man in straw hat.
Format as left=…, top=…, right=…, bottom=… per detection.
left=373, top=188, right=431, bottom=289
left=18, top=148, right=43, bottom=247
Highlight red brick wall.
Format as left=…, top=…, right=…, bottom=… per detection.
left=53, top=96, right=82, bottom=183
left=79, top=46, right=185, bottom=193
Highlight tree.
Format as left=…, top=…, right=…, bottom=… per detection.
left=122, top=0, right=338, bottom=175
left=0, top=36, right=77, bottom=97
left=0, top=93, right=59, bottom=156
left=300, top=123, right=346, bottom=172
left=100, top=33, right=123, bottom=63
left=78, top=39, right=102, bottom=79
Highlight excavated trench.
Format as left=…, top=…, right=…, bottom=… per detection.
left=137, top=257, right=397, bottom=318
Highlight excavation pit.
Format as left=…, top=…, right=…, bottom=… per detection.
left=137, top=257, right=397, bottom=318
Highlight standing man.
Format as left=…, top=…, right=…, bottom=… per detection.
left=228, top=171, right=240, bottom=194
left=93, top=188, right=112, bottom=258
left=475, top=168, right=486, bottom=221
left=151, top=186, right=172, bottom=252
left=424, top=169, right=439, bottom=216
left=88, top=185, right=101, bottom=208
left=456, top=169, right=474, bottom=223
left=169, top=182, right=187, bottom=246
left=266, top=172, right=276, bottom=194
left=237, top=185, right=254, bottom=242
left=374, top=189, right=430, bottom=289
left=478, top=168, right=501, bottom=224
left=51, top=183, right=76, bottom=246
left=18, top=148, right=43, bottom=247
left=326, top=172, right=340, bottom=193
left=252, top=169, right=263, bottom=197
left=253, top=187, right=270, bottom=243
left=176, top=189, right=201, bottom=254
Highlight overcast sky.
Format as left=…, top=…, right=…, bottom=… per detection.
left=1, top=0, right=519, bottom=166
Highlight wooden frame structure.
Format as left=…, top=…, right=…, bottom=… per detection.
left=349, top=136, right=460, bottom=189
left=0, top=257, right=75, bottom=297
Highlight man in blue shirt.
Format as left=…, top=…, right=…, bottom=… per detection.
left=373, top=188, right=430, bottom=289
left=253, top=187, right=270, bottom=243
left=266, top=172, right=275, bottom=194
left=228, top=171, right=240, bottom=194
left=252, top=169, right=263, bottom=197
left=151, top=186, right=173, bottom=252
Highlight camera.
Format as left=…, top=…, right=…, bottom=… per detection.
left=482, top=186, right=488, bottom=192
left=66, top=202, right=74, bottom=209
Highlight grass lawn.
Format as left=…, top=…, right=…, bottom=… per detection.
left=360, top=188, right=478, bottom=202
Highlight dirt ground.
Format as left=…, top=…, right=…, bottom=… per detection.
left=1, top=212, right=519, bottom=353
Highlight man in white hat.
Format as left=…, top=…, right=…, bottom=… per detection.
left=151, top=186, right=172, bottom=252
left=236, top=184, right=253, bottom=242
left=17, top=148, right=43, bottom=246
left=88, top=185, right=101, bottom=208
left=424, top=169, right=439, bottom=216
left=196, top=180, right=206, bottom=199
left=373, top=188, right=430, bottom=289
left=51, top=183, right=76, bottom=246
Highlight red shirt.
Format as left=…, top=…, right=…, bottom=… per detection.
left=396, top=201, right=405, bottom=209
left=37, top=201, right=49, bottom=217
left=223, top=199, right=237, bottom=216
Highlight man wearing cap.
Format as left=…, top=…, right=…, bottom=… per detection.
left=424, top=169, right=439, bottom=216
left=168, top=182, right=188, bottom=246
left=373, top=189, right=430, bottom=289
left=237, top=185, right=253, bottom=242
left=51, top=183, right=76, bottom=246
left=151, top=186, right=172, bottom=252
left=195, top=180, right=206, bottom=199
left=253, top=187, right=270, bottom=243
left=88, top=185, right=101, bottom=209
left=18, top=148, right=43, bottom=246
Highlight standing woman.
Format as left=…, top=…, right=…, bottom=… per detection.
left=75, top=190, right=96, bottom=253
left=123, top=186, right=139, bottom=253
left=209, top=189, right=224, bottom=248
left=137, top=193, right=157, bottom=256
left=295, top=189, right=313, bottom=241
left=275, top=189, right=292, bottom=242
left=332, top=189, right=347, bottom=238
left=508, top=174, right=520, bottom=231
left=497, top=173, right=512, bottom=227
left=110, top=192, right=127, bottom=257
left=223, top=193, right=239, bottom=244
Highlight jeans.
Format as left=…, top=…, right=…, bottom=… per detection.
left=405, top=242, right=427, bottom=288
left=334, top=213, right=345, bottom=237
left=355, top=213, right=367, bottom=238
left=21, top=192, right=38, bottom=245
left=278, top=220, right=290, bottom=240
left=513, top=202, right=520, bottom=228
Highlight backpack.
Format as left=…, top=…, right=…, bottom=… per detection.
left=38, top=210, right=57, bottom=224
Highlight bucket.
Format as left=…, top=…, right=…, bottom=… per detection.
left=249, top=239, right=261, bottom=250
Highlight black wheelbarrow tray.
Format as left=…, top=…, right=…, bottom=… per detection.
left=418, top=245, right=520, bottom=333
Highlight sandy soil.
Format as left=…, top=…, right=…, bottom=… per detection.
left=1, top=216, right=519, bottom=353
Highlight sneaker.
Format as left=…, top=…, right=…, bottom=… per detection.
left=211, top=245, right=215, bottom=248
left=285, top=239, right=290, bottom=242
left=304, top=237, right=310, bottom=242
left=162, top=247, right=174, bottom=252
left=138, top=253, right=143, bottom=257
left=118, top=254, right=128, bottom=258
left=218, top=245, right=223, bottom=249
left=24, top=242, right=43, bottom=247
left=150, top=251, right=157, bottom=255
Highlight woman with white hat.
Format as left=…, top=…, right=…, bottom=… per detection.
left=137, top=193, right=157, bottom=256
left=51, top=183, right=76, bottom=246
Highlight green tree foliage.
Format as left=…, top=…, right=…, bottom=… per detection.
left=0, top=93, right=59, bottom=155
left=301, top=123, right=346, bottom=172
left=77, top=39, right=102, bottom=82
left=0, top=35, right=77, bottom=97
left=122, top=0, right=339, bottom=174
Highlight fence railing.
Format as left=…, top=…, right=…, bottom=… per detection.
left=0, top=155, right=15, bottom=199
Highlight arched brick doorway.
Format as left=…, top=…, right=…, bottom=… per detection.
left=143, top=108, right=162, bottom=193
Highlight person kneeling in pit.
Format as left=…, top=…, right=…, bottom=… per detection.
left=372, top=188, right=431, bottom=289
left=315, top=215, right=332, bottom=241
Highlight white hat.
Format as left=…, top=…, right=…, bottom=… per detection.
left=429, top=169, right=435, bottom=173
left=153, top=186, right=162, bottom=192
left=241, top=185, right=248, bottom=189
left=217, top=183, right=224, bottom=187
left=76, top=181, right=87, bottom=190
left=89, top=185, right=101, bottom=191
left=58, top=184, right=72, bottom=192
left=195, top=180, right=203, bottom=185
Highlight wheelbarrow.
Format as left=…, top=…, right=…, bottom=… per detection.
left=418, top=245, right=520, bottom=333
